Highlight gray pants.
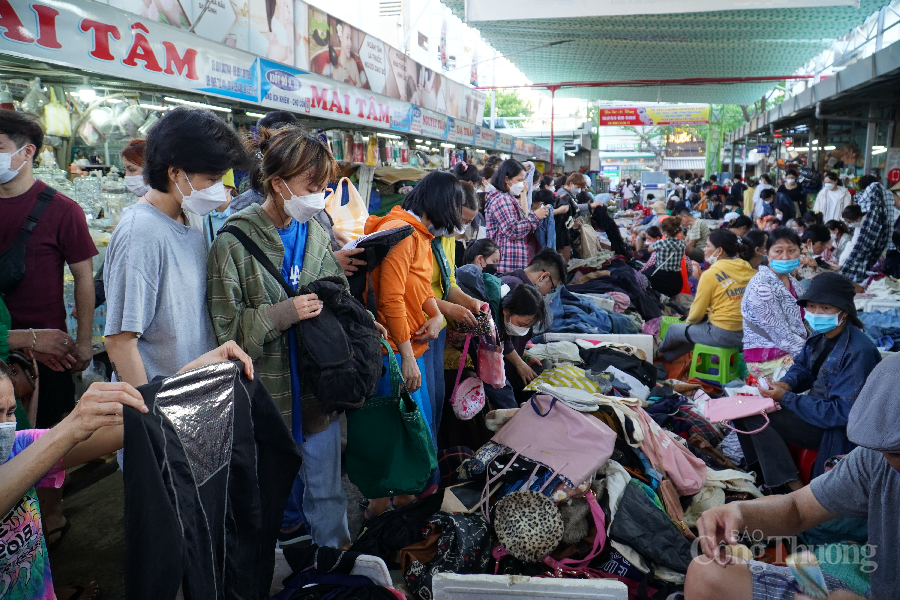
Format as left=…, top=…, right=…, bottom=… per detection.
left=735, top=408, right=823, bottom=489
left=658, top=321, right=743, bottom=362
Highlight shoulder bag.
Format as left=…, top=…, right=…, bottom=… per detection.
left=705, top=395, right=776, bottom=435
left=448, top=333, right=485, bottom=420
left=0, top=185, right=56, bottom=294
left=345, top=338, right=438, bottom=498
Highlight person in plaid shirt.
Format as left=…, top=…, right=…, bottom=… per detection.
left=485, top=159, right=550, bottom=273
left=840, top=175, right=890, bottom=284
left=641, top=216, right=686, bottom=297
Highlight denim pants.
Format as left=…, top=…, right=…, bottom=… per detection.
left=423, top=328, right=447, bottom=439
left=735, top=408, right=823, bottom=488
left=281, top=419, right=350, bottom=548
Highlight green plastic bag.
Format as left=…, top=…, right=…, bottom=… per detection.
left=346, top=338, right=438, bottom=498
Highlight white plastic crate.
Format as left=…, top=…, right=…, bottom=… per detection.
left=433, top=573, right=628, bottom=600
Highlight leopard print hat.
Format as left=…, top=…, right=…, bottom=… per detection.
left=493, top=491, right=564, bottom=563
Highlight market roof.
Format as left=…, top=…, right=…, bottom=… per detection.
left=442, top=0, right=892, bottom=105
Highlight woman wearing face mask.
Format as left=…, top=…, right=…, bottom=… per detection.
left=496, top=282, right=549, bottom=395
left=207, top=126, right=372, bottom=549
left=657, top=230, right=756, bottom=362
left=105, top=107, right=250, bottom=387
left=838, top=204, right=863, bottom=267
left=741, top=229, right=769, bottom=269
left=797, top=224, right=838, bottom=280
left=736, top=272, right=881, bottom=491
left=121, top=138, right=149, bottom=198
left=813, top=172, right=851, bottom=223
left=826, top=220, right=851, bottom=262
left=777, top=169, right=806, bottom=217
left=485, top=159, right=550, bottom=273
left=752, top=174, right=774, bottom=219
left=741, top=228, right=808, bottom=381
left=462, top=239, right=500, bottom=273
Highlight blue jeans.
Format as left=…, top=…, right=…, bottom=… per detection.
left=423, top=328, right=447, bottom=439
left=281, top=419, right=350, bottom=548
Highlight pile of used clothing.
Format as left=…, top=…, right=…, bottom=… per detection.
left=343, top=341, right=780, bottom=600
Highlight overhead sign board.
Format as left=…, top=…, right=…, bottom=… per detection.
left=597, top=105, right=709, bottom=126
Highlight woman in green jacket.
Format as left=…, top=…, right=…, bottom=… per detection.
left=207, top=126, right=366, bottom=549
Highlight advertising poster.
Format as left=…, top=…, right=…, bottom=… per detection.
left=307, top=8, right=371, bottom=90
left=597, top=105, right=710, bottom=126
left=439, top=18, right=449, bottom=71
left=183, top=0, right=237, bottom=44
left=447, top=118, right=456, bottom=143
left=292, top=2, right=308, bottom=70
left=248, top=0, right=294, bottom=65
left=108, top=0, right=191, bottom=29
left=386, top=47, right=418, bottom=102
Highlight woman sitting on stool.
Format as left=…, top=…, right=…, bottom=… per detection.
left=737, top=272, right=881, bottom=491
left=657, top=230, right=756, bottom=362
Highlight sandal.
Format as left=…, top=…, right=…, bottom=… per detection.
left=362, top=497, right=395, bottom=521
left=58, top=581, right=101, bottom=600
left=45, top=519, right=71, bottom=551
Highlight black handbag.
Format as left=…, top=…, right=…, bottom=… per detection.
left=0, top=185, right=56, bottom=294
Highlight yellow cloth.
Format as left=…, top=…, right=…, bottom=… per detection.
left=687, top=258, right=756, bottom=331
left=523, top=364, right=603, bottom=393
left=742, top=187, right=755, bottom=216
left=431, top=235, right=458, bottom=328
left=222, top=169, right=235, bottom=190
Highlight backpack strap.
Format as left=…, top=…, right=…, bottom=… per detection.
left=2, top=185, right=55, bottom=255
left=219, top=225, right=295, bottom=298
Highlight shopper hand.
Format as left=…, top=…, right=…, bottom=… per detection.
left=292, top=294, right=323, bottom=321
left=334, top=248, right=366, bottom=276
left=65, top=382, right=147, bottom=443
left=412, top=315, right=443, bottom=344
left=33, top=350, right=75, bottom=372
left=533, top=205, right=550, bottom=220
left=515, top=361, right=537, bottom=385
left=70, top=341, right=93, bottom=373
left=444, top=303, right=477, bottom=328
left=771, top=381, right=791, bottom=392
left=332, top=226, right=351, bottom=248
left=694, top=503, right=746, bottom=566
left=31, top=329, right=76, bottom=358
left=401, top=354, right=421, bottom=392
left=373, top=321, right=389, bottom=340
left=177, top=340, right=254, bottom=380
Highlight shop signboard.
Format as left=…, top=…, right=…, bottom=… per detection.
left=597, top=105, right=709, bottom=126
left=497, top=133, right=514, bottom=153
left=447, top=118, right=457, bottom=143
left=420, top=110, right=449, bottom=140
left=0, top=0, right=259, bottom=104
left=757, top=144, right=772, bottom=154
left=454, top=120, right=476, bottom=146
left=885, top=148, right=900, bottom=186
left=478, top=126, right=496, bottom=149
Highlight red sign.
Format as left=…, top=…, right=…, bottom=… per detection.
left=597, top=105, right=709, bottom=126
left=888, top=168, right=900, bottom=184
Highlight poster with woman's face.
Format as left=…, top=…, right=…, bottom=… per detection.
left=109, top=0, right=191, bottom=29
left=249, top=0, right=294, bottom=65
left=387, top=47, right=418, bottom=103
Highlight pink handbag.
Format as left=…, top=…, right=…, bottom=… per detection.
left=492, top=394, right=617, bottom=489
left=449, top=334, right=486, bottom=420
left=636, top=408, right=706, bottom=496
left=705, top=395, right=776, bottom=435
left=477, top=321, right=505, bottom=389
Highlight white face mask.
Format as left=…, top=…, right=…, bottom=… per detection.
left=0, top=146, right=26, bottom=184
left=707, top=248, right=720, bottom=266
left=548, top=186, right=556, bottom=193
left=178, top=175, right=227, bottom=216
left=281, top=181, right=326, bottom=224
left=509, top=181, right=525, bottom=196
left=0, top=421, right=16, bottom=464
left=505, top=320, right=531, bottom=337
left=572, top=187, right=582, bottom=195
left=125, top=174, right=151, bottom=197
left=785, top=178, right=796, bottom=185
left=776, top=211, right=784, bottom=220
left=824, top=182, right=836, bottom=190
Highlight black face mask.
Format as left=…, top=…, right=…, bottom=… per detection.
left=483, top=263, right=499, bottom=275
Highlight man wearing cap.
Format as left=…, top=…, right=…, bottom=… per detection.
left=731, top=272, right=880, bottom=492
left=686, top=351, right=900, bottom=600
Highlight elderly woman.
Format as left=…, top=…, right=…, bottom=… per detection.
left=737, top=272, right=881, bottom=491
left=741, top=228, right=807, bottom=381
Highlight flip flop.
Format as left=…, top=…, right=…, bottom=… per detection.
left=46, top=519, right=71, bottom=551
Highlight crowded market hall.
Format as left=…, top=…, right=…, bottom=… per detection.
left=3, top=0, right=900, bottom=598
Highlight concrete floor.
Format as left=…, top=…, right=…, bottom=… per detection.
left=47, top=470, right=368, bottom=599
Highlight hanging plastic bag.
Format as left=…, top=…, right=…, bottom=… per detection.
left=325, top=177, right=368, bottom=241
left=21, top=78, right=49, bottom=115
left=43, top=88, right=72, bottom=137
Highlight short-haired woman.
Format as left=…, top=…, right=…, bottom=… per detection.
left=484, top=159, right=550, bottom=273
left=206, top=125, right=371, bottom=549
left=814, top=172, right=852, bottom=224
left=105, top=106, right=250, bottom=387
